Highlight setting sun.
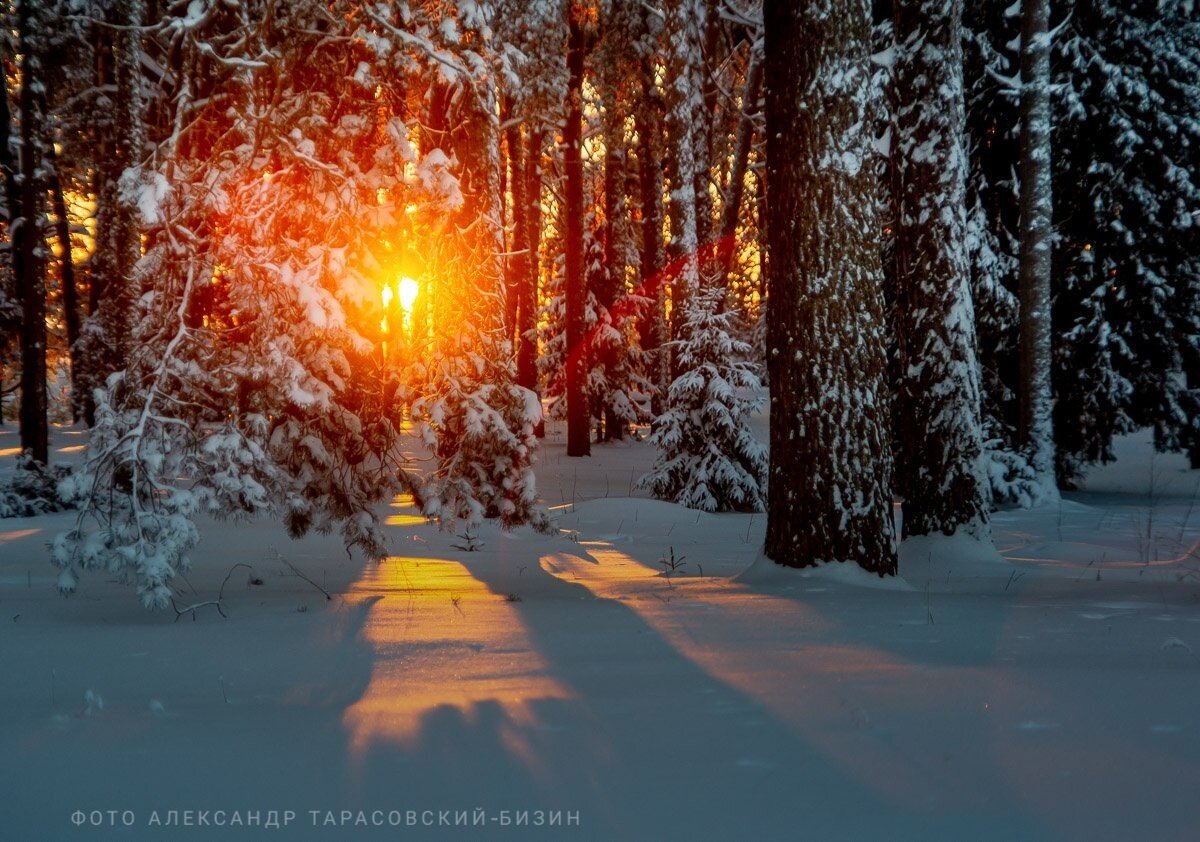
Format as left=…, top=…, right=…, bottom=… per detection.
left=397, top=276, right=419, bottom=314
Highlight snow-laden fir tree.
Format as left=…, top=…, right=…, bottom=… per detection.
left=369, top=0, right=551, bottom=536
left=964, top=0, right=1200, bottom=485
left=53, top=0, right=548, bottom=607
left=639, top=286, right=766, bottom=512
left=763, top=0, right=897, bottom=574
left=1051, top=0, right=1200, bottom=478
left=890, top=0, right=991, bottom=537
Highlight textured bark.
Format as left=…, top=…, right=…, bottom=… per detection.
left=78, top=0, right=145, bottom=425
left=16, top=0, right=48, bottom=464
left=891, top=0, right=990, bottom=538
left=718, top=51, right=763, bottom=286
left=565, top=10, right=590, bottom=457
left=503, top=103, right=531, bottom=369
left=665, top=0, right=705, bottom=370
left=1017, top=0, right=1057, bottom=493
left=47, top=143, right=81, bottom=422
left=519, top=127, right=544, bottom=396
left=501, top=97, right=519, bottom=347
left=634, top=55, right=668, bottom=415
left=763, top=0, right=897, bottom=574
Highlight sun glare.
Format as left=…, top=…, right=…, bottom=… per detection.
left=398, top=276, right=419, bottom=314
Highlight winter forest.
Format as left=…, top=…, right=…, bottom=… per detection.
left=1, top=0, right=1199, bottom=839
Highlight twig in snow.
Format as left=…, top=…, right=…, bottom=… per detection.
left=170, top=563, right=253, bottom=620
left=275, top=556, right=333, bottom=600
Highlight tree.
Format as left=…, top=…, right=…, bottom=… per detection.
left=53, top=0, right=548, bottom=606
left=640, top=286, right=766, bottom=512
left=564, top=3, right=591, bottom=457
left=1016, top=0, right=1057, bottom=495
left=1050, top=1, right=1200, bottom=479
left=664, top=0, right=706, bottom=372
left=890, top=0, right=990, bottom=537
left=75, top=0, right=147, bottom=427
left=763, top=0, right=897, bottom=574
left=15, top=0, right=49, bottom=466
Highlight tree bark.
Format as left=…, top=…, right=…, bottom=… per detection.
left=635, top=55, right=668, bottom=416
left=763, top=0, right=897, bottom=574
left=565, top=9, right=590, bottom=457
left=503, top=100, right=529, bottom=363
left=46, top=142, right=81, bottom=422
left=519, top=127, right=544, bottom=397
left=16, top=0, right=48, bottom=465
left=1017, top=0, right=1057, bottom=494
left=665, top=1, right=705, bottom=371
left=891, top=0, right=990, bottom=538
left=718, top=51, right=763, bottom=286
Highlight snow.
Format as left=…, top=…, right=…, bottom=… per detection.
left=1, top=422, right=1199, bottom=839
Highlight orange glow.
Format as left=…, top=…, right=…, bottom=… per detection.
left=397, top=276, right=419, bottom=315
left=343, top=557, right=573, bottom=762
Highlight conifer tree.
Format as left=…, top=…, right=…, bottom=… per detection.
left=763, top=0, right=898, bottom=574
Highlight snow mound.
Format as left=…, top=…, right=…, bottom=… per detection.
left=900, top=531, right=1014, bottom=591
left=737, top=554, right=914, bottom=591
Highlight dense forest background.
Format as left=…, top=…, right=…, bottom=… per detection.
left=0, top=0, right=1198, bottom=603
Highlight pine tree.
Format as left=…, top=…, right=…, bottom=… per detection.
left=15, top=0, right=49, bottom=466
left=564, top=2, right=591, bottom=457
left=664, top=0, right=706, bottom=369
left=763, top=0, right=898, bottom=574
left=1016, top=0, right=1058, bottom=495
left=53, top=0, right=548, bottom=607
left=640, top=286, right=766, bottom=512
left=890, top=0, right=991, bottom=537
left=1051, top=1, right=1200, bottom=479
left=75, top=0, right=147, bottom=427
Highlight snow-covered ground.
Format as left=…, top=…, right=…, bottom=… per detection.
left=1, top=423, right=1198, bottom=840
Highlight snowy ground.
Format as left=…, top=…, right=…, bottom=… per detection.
left=1, top=422, right=1199, bottom=840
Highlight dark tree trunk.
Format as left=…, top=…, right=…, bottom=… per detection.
left=634, top=55, right=668, bottom=416
left=519, top=127, right=544, bottom=400
left=46, top=143, right=82, bottom=422
left=16, top=0, right=48, bottom=464
left=763, top=0, right=897, bottom=574
left=891, top=0, right=990, bottom=538
left=500, top=96, right=518, bottom=347
left=565, top=10, right=590, bottom=457
left=719, top=51, right=763, bottom=285
left=503, top=99, right=529, bottom=363
left=1017, top=0, right=1057, bottom=493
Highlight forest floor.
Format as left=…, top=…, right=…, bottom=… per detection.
left=1, top=416, right=1199, bottom=841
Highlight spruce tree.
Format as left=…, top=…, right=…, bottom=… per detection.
left=640, top=286, right=766, bottom=513
left=890, top=0, right=991, bottom=537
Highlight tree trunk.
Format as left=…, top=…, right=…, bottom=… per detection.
left=46, top=143, right=82, bottom=422
left=0, top=34, right=24, bottom=432
left=565, top=10, right=590, bottom=457
left=718, top=51, right=763, bottom=285
left=16, top=0, right=48, bottom=465
left=519, top=127, right=544, bottom=397
left=891, top=0, right=990, bottom=538
left=503, top=100, right=529, bottom=362
left=635, top=55, right=668, bottom=416
left=763, top=0, right=897, bottom=574
left=665, top=1, right=705, bottom=370
left=1017, top=0, right=1057, bottom=494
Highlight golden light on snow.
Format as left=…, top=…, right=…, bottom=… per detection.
left=342, top=556, right=573, bottom=767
